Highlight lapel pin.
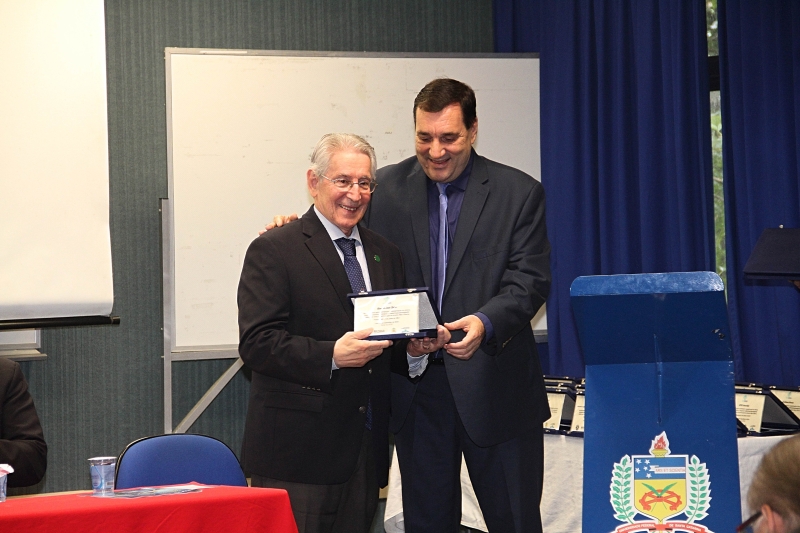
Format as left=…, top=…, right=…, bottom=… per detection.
left=374, top=255, right=380, bottom=262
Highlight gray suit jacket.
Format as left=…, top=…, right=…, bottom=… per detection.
left=365, top=152, right=551, bottom=447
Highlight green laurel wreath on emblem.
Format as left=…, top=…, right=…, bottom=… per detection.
left=685, top=455, right=711, bottom=523
left=610, top=455, right=636, bottom=524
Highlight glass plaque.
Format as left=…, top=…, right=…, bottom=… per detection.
left=350, top=288, right=440, bottom=340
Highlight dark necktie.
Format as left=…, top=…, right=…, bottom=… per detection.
left=335, top=238, right=367, bottom=294
left=436, top=183, right=450, bottom=312
left=334, top=237, right=371, bottom=429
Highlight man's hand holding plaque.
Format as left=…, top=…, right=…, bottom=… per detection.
left=407, top=325, right=451, bottom=357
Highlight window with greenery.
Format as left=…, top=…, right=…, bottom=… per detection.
left=706, top=1, right=725, bottom=288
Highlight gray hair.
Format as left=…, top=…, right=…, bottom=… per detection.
left=309, top=133, right=377, bottom=180
left=747, top=434, right=800, bottom=527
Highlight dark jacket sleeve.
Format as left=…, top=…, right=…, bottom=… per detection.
left=237, top=233, right=338, bottom=392
left=0, top=359, right=47, bottom=487
left=475, top=178, right=551, bottom=354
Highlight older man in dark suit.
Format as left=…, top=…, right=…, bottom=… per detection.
left=238, top=133, right=405, bottom=533
left=364, top=78, right=551, bottom=533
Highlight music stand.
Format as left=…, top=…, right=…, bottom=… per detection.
left=743, top=228, right=800, bottom=279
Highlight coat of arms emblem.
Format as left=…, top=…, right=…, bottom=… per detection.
left=609, top=432, right=712, bottom=533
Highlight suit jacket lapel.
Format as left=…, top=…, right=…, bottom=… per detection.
left=445, top=154, right=489, bottom=299
left=361, top=228, right=386, bottom=290
left=302, top=207, right=355, bottom=317
left=407, top=165, right=433, bottom=290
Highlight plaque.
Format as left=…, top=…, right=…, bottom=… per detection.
left=735, top=385, right=800, bottom=435
left=544, top=375, right=579, bottom=388
left=569, top=392, right=586, bottom=434
left=349, top=288, right=441, bottom=340
left=544, top=392, right=567, bottom=432
left=544, top=383, right=577, bottom=434
left=770, top=387, right=800, bottom=418
left=735, top=388, right=766, bottom=433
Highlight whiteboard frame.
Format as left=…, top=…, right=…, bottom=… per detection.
left=163, top=48, right=543, bottom=356
left=162, top=50, right=545, bottom=430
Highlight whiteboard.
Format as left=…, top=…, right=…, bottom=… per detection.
left=165, top=50, right=542, bottom=351
left=0, top=0, right=113, bottom=322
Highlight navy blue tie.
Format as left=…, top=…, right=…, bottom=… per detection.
left=335, top=238, right=367, bottom=294
left=334, top=237, right=371, bottom=429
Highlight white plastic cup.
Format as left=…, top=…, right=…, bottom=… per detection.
left=88, top=456, right=116, bottom=497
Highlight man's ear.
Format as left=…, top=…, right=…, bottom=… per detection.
left=468, top=117, right=478, bottom=145
left=761, top=504, right=783, bottom=533
left=307, top=169, right=319, bottom=198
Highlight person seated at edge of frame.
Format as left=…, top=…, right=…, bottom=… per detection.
left=737, top=434, right=800, bottom=533
left=0, top=357, right=47, bottom=487
left=237, top=133, right=406, bottom=533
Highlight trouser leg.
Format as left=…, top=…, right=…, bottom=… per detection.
left=395, top=365, right=462, bottom=533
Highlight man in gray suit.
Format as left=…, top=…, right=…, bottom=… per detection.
left=268, top=79, right=551, bottom=533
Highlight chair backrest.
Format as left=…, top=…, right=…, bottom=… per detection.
left=115, top=434, right=247, bottom=489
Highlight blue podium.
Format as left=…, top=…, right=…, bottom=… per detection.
left=571, top=272, right=740, bottom=533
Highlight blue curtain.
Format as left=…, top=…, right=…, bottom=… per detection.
left=718, top=0, right=800, bottom=386
left=495, top=1, right=715, bottom=377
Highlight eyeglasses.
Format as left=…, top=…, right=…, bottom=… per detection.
left=320, top=174, right=377, bottom=193
left=736, top=510, right=762, bottom=533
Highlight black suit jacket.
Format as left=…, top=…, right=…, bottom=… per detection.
left=238, top=206, right=404, bottom=486
left=0, top=358, right=47, bottom=487
left=365, top=152, right=552, bottom=447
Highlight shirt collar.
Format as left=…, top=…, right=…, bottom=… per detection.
left=313, top=205, right=363, bottom=245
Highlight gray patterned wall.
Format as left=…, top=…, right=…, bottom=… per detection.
left=16, top=0, right=492, bottom=494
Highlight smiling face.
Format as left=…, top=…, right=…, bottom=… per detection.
left=308, top=148, right=372, bottom=236
left=414, top=103, right=478, bottom=184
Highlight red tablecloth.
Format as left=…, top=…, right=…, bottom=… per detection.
left=0, top=484, right=298, bottom=533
